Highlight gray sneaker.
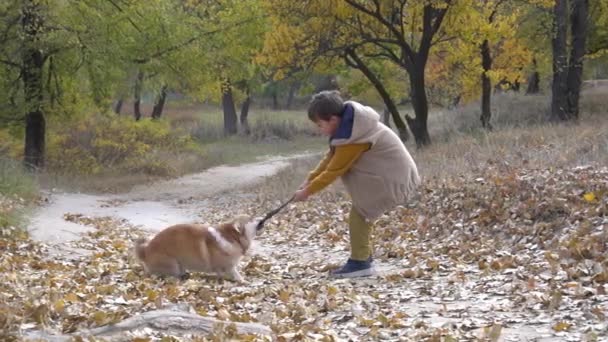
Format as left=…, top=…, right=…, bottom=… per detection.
left=329, top=258, right=374, bottom=278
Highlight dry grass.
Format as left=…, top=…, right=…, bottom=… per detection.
left=0, top=157, right=38, bottom=198
left=121, top=102, right=317, bottom=144
left=252, top=88, right=608, bottom=200
left=410, top=88, right=608, bottom=181
left=0, top=158, right=38, bottom=239
left=427, top=93, right=549, bottom=141
left=174, top=108, right=317, bottom=144
left=412, top=119, right=607, bottom=181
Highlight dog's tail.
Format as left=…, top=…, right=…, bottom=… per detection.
left=134, top=237, right=148, bottom=261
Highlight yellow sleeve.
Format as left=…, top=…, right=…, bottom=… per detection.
left=307, top=149, right=334, bottom=182
left=307, top=143, right=370, bottom=195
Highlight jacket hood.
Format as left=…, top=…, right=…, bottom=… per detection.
left=331, top=101, right=380, bottom=145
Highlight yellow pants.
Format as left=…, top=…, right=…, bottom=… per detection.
left=349, top=207, right=373, bottom=261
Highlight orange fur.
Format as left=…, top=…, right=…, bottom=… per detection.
left=133, top=215, right=256, bottom=282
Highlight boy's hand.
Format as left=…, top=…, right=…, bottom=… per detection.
left=294, top=188, right=310, bottom=202
left=298, top=180, right=310, bottom=190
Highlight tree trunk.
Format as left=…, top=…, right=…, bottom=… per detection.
left=511, top=78, right=521, bottom=92
left=22, top=0, right=46, bottom=170
left=496, top=78, right=521, bottom=92
left=526, top=72, right=540, bottom=94
left=480, top=39, right=493, bottom=130
left=240, top=91, right=251, bottom=135
left=565, top=0, right=588, bottom=119
left=221, top=79, right=238, bottom=135
left=344, top=49, right=409, bottom=141
left=24, top=110, right=45, bottom=170
left=134, top=71, right=144, bottom=121
left=286, top=81, right=299, bottom=109
left=114, top=97, right=124, bottom=114
left=550, top=0, right=569, bottom=121
left=272, top=92, right=279, bottom=110
left=382, top=107, right=391, bottom=127
left=526, top=58, right=540, bottom=94
left=400, top=4, right=447, bottom=148
left=407, top=65, right=431, bottom=147
left=151, top=85, right=168, bottom=120
left=449, top=94, right=461, bottom=109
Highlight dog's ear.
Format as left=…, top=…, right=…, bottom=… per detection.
left=234, top=222, right=244, bottom=234
left=232, top=215, right=251, bottom=234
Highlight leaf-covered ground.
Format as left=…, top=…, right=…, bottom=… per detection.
left=1, top=164, right=607, bottom=341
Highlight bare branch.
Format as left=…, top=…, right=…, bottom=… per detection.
left=106, top=0, right=143, bottom=33
left=367, top=40, right=404, bottom=66
left=344, top=0, right=416, bottom=60
left=399, top=0, right=408, bottom=42
left=0, top=15, right=20, bottom=46
left=418, top=3, right=450, bottom=60
left=432, top=34, right=456, bottom=46
left=0, top=114, right=26, bottom=125
left=0, top=58, right=20, bottom=68
left=133, top=17, right=257, bottom=64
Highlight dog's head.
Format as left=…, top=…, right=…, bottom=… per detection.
left=230, top=214, right=259, bottom=241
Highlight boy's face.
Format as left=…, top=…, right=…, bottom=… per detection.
left=314, top=116, right=340, bottom=136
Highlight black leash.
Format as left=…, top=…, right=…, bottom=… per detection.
left=256, top=195, right=295, bottom=231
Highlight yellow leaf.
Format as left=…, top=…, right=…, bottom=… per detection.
left=64, top=293, right=79, bottom=303
left=195, top=306, right=208, bottom=316
left=217, top=308, right=231, bottom=321
left=112, top=240, right=126, bottom=250
left=358, top=317, right=375, bottom=327
left=54, top=299, right=65, bottom=313
left=160, top=337, right=179, bottom=342
left=583, top=192, right=597, bottom=203
left=327, top=286, right=338, bottom=296
left=553, top=321, right=571, bottom=331
left=490, top=260, right=502, bottom=270
left=378, top=313, right=389, bottom=327
left=279, top=289, right=290, bottom=302
left=30, top=304, right=49, bottom=325
left=93, top=311, right=108, bottom=325
left=165, top=285, right=180, bottom=299
left=146, top=289, right=158, bottom=301
left=487, top=323, right=503, bottom=341
left=402, top=269, right=417, bottom=278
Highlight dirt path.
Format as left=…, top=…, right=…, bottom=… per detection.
left=27, top=153, right=315, bottom=254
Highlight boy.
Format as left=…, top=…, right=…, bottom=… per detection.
left=294, top=90, right=420, bottom=278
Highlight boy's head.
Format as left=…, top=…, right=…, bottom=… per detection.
left=307, top=90, right=344, bottom=136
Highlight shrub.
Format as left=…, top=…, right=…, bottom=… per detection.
left=47, top=115, right=200, bottom=176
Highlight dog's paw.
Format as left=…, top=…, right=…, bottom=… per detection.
left=232, top=275, right=247, bottom=285
left=222, top=269, right=245, bottom=284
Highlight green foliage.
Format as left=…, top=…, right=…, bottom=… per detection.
left=588, top=0, right=608, bottom=56
left=46, top=115, right=200, bottom=176
left=0, top=157, right=38, bottom=199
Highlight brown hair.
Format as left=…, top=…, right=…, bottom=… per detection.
left=307, top=90, right=344, bottom=121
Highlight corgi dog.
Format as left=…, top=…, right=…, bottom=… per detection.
left=134, top=215, right=258, bottom=282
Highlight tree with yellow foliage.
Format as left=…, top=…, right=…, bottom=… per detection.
left=438, top=0, right=533, bottom=129
left=259, top=0, right=454, bottom=147
left=258, top=1, right=408, bottom=141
